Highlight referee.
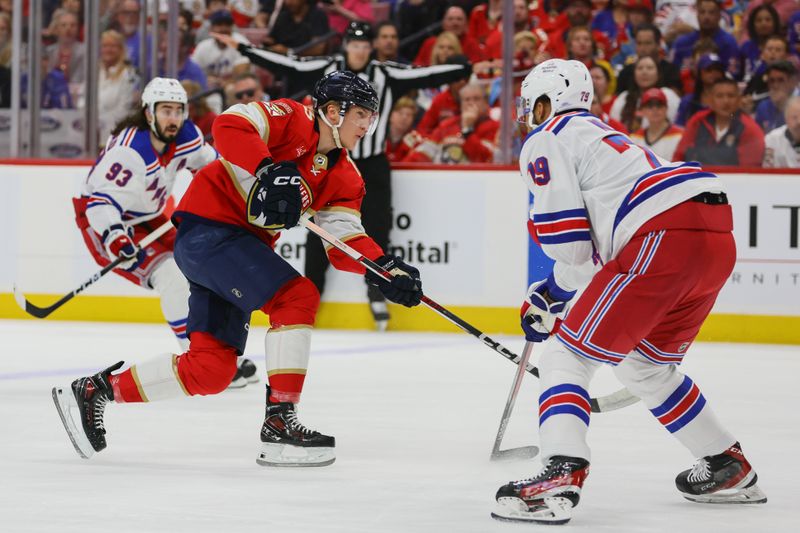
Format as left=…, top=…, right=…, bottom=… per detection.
left=218, top=21, right=471, bottom=330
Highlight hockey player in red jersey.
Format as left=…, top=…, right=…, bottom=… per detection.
left=52, top=71, right=424, bottom=467
left=492, top=59, right=766, bottom=525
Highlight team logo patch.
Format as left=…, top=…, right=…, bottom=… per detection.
left=264, top=102, right=287, bottom=116
left=678, top=342, right=690, bottom=353
left=231, top=288, right=243, bottom=298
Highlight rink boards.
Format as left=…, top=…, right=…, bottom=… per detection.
left=0, top=160, right=798, bottom=343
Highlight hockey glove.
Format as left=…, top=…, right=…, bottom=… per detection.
left=102, top=224, right=145, bottom=271
left=520, top=273, right=576, bottom=342
left=365, top=255, right=423, bottom=307
left=247, top=159, right=304, bottom=230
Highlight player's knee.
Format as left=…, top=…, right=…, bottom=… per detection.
left=178, top=332, right=238, bottom=395
left=263, top=276, right=320, bottom=328
left=613, top=358, right=674, bottom=397
left=539, top=342, right=595, bottom=384
left=149, top=258, right=189, bottom=300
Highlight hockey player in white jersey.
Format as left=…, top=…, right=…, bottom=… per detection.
left=74, top=77, right=257, bottom=387
left=492, top=59, right=766, bottom=525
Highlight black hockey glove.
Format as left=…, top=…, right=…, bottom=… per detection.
left=247, top=159, right=304, bottom=229
left=365, top=255, right=423, bottom=307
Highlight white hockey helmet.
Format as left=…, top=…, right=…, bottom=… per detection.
left=141, top=77, right=188, bottom=135
left=517, top=59, right=593, bottom=128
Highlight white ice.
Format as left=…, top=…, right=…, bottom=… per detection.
left=0, top=320, right=797, bottom=533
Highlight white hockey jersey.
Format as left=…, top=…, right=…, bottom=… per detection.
left=81, top=121, right=218, bottom=235
left=763, top=125, right=800, bottom=168
left=520, top=111, right=725, bottom=291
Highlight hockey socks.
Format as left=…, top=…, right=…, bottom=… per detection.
left=265, top=326, right=312, bottom=404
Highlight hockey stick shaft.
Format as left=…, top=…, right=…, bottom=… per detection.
left=302, top=220, right=537, bottom=375
left=13, top=220, right=174, bottom=319
left=302, top=220, right=639, bottom=413
left=491, top=340, right=538, bottom=460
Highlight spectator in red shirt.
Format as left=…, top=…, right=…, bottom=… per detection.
left=414, top=5, right=484, bottom=66
left=483, top=0, right=532, bottom=60
left=468, top=0, right=503, bottom=47
left=181, top=79, right=217, bottom=143
left=416, top=54, right=472, bottom=136
left=406, top=83, right=499, bottom=163
left=674, top=78, right=766, bottom=166
left=385, top=96, right=422, bottom=162
left=546, top=0, right=613, bottom=60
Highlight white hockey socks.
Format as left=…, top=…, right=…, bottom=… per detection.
left=149, top=258, right=190, bottom=351
left=114, top=353, right=190, bottom=402
left=265, top=326, right=312, bottom=404
left=537, top=342, right=600, bottom=461
left=614, top=354, right=736, bottom=457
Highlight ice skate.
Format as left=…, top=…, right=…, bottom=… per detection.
left=52, top=361, right=123, bottom=459
left=257, top=386, right=335, bottom=467
left=368, top=285, right=390, bottom=332
left=492, top=456, right=590, bottom=525
left=228, top=358, right=259, bottom=389
left=676, top=442, right=767, bottom=504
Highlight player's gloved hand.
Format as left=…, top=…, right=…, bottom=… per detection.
left=365, top=255, right=423, bottom=307
left=247, top=158, right=304, bottom=229
left=520, top=273, right=576, bottom=342
left=102, top=224, right=144, bottom=271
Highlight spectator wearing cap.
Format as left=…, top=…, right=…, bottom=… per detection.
left=371, top=21, right=409, bottom=64
left=545, top=0, right=613, bottom=60
left=763, top=96, right=800, bottom=167
left=630, top=87, right=684, bottom=160
left=191, top=10, right=250, bottom=89
left=610, top=55, right=680, bottom=131
left=320, top=0, right=374, bottom=35
left=674, top=77, right=765, bottom=166
left=675, top=52, right=726, bottom=125
left=755, top=60, right=800, bottom=134
left=669, top=0, right=739, bottom=79
left=413, top=6, right=484, bottom=67
left=615, top=23, right=682, bottom=95
left=264, top=0, right=330, bottom=56
left=739, top=4, right=781, bottom=84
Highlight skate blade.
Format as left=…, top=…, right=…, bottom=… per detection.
left=257, top=443, right=335, bottom=467
left=491, top=496, right=573, bottom=525
left=682, top=483, right=767, bottom=504
left=52, top=387, right=94, bottom=460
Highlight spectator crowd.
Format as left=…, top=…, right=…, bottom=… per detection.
left=3, top=0, right=800, bottom=167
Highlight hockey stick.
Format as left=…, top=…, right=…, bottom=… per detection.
left=302, top=219, right=639, bottom=413
left=491, top=340, right=539, bottom=461
left=13, top=220, right=174, bottom=319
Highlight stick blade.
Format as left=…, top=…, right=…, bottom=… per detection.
left=490, top=445, right=540, bottom=461
left=590, top=388, right=640, bottom=413
left=12, top=284, right=51, bottom=319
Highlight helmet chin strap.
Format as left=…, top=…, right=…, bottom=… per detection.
left=317, top=108, right=345, bottom=149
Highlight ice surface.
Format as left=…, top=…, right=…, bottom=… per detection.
left=0, top=320, right=797, bottom=532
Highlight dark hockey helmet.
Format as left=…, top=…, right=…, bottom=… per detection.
left=344, top=21, right=373, bottom=42
left=312, top=70, right=379, bottom=115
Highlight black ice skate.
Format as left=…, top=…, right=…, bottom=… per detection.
left=676, top=442, right=767, bottom=504
left=228, top=358, right=260, bottom=389
left=52, top=361, right=123, bottom=459
left=367, top=285, right=390, bottom=332
left=492, top=456, right=590, bottom=525
left=257, top=386, right=335, bottom=467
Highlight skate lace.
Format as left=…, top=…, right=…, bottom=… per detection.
left=687, top=458, right=711, bottom=483
left=285, top=409, right=315, bottom=436
left=93, top=393, right=109, bottom=432
left=515, top=459, right=552, bottom=485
